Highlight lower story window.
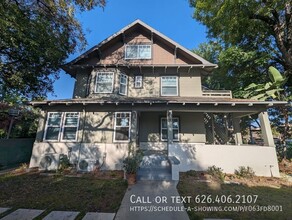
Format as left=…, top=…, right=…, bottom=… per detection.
left=114, top=112, right=131, bottom=142
left=44, top=112, right=80, bottom=141
left=161, top=117, right=179, bottom=141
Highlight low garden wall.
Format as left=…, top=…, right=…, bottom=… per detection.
left=168, top=143, right=280, bottom=177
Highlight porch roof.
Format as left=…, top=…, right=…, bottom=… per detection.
left=30, top=96, right=287, bottom=107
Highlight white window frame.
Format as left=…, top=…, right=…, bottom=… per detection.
left=161, top=76, right=178, bottom=96
left=43, top=112, right=63, bottom=141
left=44, top=112, right=80, bottom=142
left=160, top=117, right=179, bottom=142
left=61, top=112, right=80, bottom=141
left=119, top=73, right=128, bottom=96
left=125, top=45, right=152, bottom=59
left=113, top=112, right=131, bottom=142
left=95, top=72, right=114, bottom=93
left=134, top=75, right=143, bottom=88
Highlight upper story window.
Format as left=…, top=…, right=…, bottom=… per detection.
left=161, top=76, right=178, bottom=96
left=119, top=73, right=128, bottom=96
left=44, top=112, right=80, bottom=141
left=95, top=72, right=114, bottom=93
left=125, top=45, right=151, bottom=59
left=134, top=75, right=143, bottom=88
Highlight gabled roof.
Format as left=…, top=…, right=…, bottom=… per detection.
left=63, top=19, right=217, bottom=70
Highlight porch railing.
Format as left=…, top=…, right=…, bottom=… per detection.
left=202, top=90, right=232, bottom=98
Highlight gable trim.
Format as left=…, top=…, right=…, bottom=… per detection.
left=64, top=20, right=217, bottom=68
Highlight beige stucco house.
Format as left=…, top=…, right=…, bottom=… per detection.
left=29, top=20, right=286, bottom=179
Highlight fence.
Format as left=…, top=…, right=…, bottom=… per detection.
left=0, top=138, right=34, bottom=168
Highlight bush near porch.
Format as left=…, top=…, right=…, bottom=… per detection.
left=177, top=171, right=292, bottom=220
left=0, top=170, right=127, bottom=219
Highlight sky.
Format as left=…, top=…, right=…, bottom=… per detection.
left=48, top=0, right=208, bottom=100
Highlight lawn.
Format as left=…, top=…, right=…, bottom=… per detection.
left=177, top=172, right=292, bottom=220
left=0, top=171, right=127, bottom=219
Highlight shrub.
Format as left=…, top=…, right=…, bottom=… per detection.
left=186, top=170, right=197, bottom=177
left=207, top=165, right=225, bottom=182
left=234, top=166, right=255, bottom=178
left=58, top=154, right=70, bottom=172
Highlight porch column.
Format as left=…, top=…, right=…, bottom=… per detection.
left=167, top=110, right=173, bottom=155
left=258, top=111, right=275, bottom=147
left=232, top=114, right=243, bottom=145
left=130, top=111, right=138, bottom=150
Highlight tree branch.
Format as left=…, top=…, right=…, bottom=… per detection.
left=249, top=14, right=276, bottom=26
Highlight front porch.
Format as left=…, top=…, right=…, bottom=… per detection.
left=134, top=109, right=279, bottom=179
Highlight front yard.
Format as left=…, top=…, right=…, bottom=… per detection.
left=177, top=171, right=292, bottom=220
left=0, top=170, right=127, bottom=219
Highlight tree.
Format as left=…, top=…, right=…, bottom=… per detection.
left=0, top=0, right=106, bottom=100
left=190, top=0, right=292, bottom=82
left=244, top=67, right=292, bottom=159
left=191, top=1, right=292, bottom=157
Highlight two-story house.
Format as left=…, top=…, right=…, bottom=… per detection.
left=29, top=20, right=286, bottom=179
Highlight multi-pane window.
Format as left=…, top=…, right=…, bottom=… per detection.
left=95, top=72, right=114, bottom=93
left=125, top=45, right=151, bottom=59
left=44, top=113, right=62, bottom=140
left=44, top=112, right=80, bottom=141
left=161, top=76, right=178, bottom=96
left=114, top=112, right=131, bottom=142
left=119, top=74, right=128, bottom=95
left=61, top=113, right=79, bottom=140
left=161, top=117, right=179, bottom=141
left=134, top=75, right=143, bottom=88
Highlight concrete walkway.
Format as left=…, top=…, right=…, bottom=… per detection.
left=115, top=180, right=189, bottom=220
left=0, top=209, right=115, bottom=220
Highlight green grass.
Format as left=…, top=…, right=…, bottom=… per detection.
left=177, top=173, right=292, bottom=220
left=0, top=172, right=127, bottom=218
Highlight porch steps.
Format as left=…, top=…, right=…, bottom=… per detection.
left=137, top=152, right=172, bottom=181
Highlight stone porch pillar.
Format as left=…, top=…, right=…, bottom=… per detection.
left=232, top=114, right=243, bottom=145
left=167, top=110, right=173, bottom=155
left=258, top=111, right=275, bottom=147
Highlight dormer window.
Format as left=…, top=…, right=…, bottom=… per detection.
left=125, top=45, right=151, bottom=59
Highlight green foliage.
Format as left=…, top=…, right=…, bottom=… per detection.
left=191, top=1, right=292, bottom=144
left=185, top=170, right=198, bottom=177
left=234, top=166, right=255, bottom=179
left=191, top=0, right=292, bottom=88
left=243, top=66, right=287, bottom=100
left=0, top=0, right=105, bottom=99
left=0, top=101, right=39, bottom=138
left=207, top=165, right=225, bottom=182
left=58, top=154, right=71, bottom=172
left=123, top=151, right=143, bottom=174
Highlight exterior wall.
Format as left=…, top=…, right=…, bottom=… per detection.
left=73, top=70, right=91, bottom=98
left=84, top=67, right=203, bottom=99
left=29, top=142, right=128, bottom=170
left=168, top=143, right=280, bottom=177
left=72, top=28, right=206, bottom=99
left=179, top=72, right=202, bottom=96
left=82, top=112, right=115, bottom=143
left=139, top=112, right=206, bottom=150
